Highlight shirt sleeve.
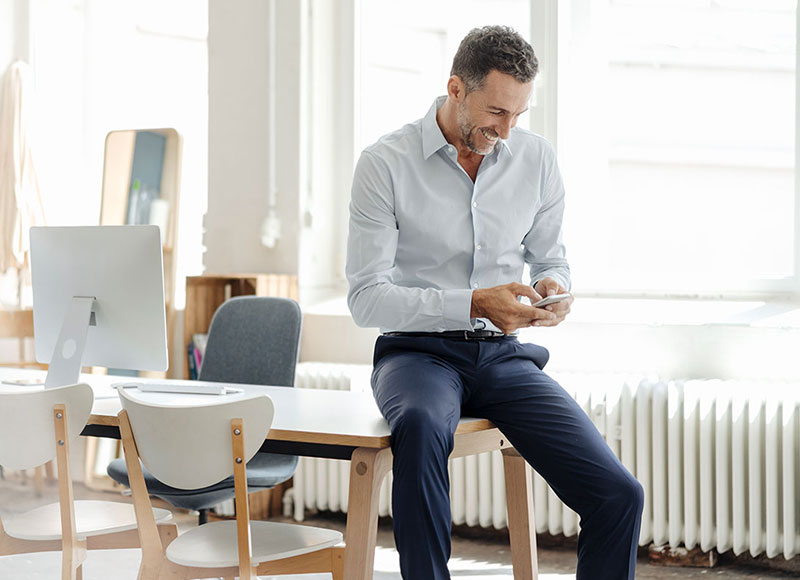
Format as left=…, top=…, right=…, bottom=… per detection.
left=346, top=150, right=474, bottom=331
left=525, top=143, right=572, bottom=292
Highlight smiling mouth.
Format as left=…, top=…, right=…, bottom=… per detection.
left=480, top=128, right=499, bottom=142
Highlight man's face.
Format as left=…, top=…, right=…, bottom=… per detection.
left=455, top=70, right=533, bottom=155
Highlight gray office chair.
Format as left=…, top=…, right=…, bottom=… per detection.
left=107, top=296, right=302, bottom=524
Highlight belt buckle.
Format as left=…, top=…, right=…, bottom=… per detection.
left=464, top=330, right=484, bottom=341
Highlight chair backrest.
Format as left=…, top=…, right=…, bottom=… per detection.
left=198, top=296, right=302, bottom=387
left=118, top=387, right=274, bottom=490
left=0, top=383, right=93, bottom=469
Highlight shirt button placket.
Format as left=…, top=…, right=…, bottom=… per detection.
left=471, top=183, right=482, bottom=292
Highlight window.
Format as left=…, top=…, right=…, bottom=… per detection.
left=304, top=0, right=532, bottom=301
left=357, top=0, right=531, bottom=153
left=317, top=0, right=797, bottom=301
left=553, top=0, right=796, bottom=297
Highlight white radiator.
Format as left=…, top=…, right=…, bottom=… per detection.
left=639, top=379, right=800, bottom=559
left=289, top=364, right=800, bottom=560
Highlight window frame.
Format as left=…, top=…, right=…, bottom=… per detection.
left=528, top=0, right=800, bottom=302
left=306, top=0, right=800, bottom=304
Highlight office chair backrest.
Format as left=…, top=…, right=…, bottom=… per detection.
left=118, top=387, right=274, bottom=490
left=0, top=383, right=93, bottom=469
left=199, top=296, right=302, bottom=387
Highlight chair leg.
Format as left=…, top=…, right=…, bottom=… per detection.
left=34, top=465, right=44, bottom=497
left=134, top=524, right=176, bottom=580
left=331, top=545, right=345, bottom=580
left=137, top=554, right=164, bottom=580
left=61, top=549, right=72, bottom=580
left=157, top=522, right=179, bottom=548
left=270, top=482, right=285, bottom=516
left=62, top=547, right=85, bottom=580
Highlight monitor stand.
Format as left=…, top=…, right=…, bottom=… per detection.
left=45, top=296, right=96, bottom=388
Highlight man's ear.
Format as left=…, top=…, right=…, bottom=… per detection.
left=447, top=75, right=465, bottom=102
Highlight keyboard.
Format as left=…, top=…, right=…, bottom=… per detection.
left=113, top=382, right=242, bottom=396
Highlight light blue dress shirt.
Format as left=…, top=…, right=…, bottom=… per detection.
left=347, top=96, right=570, bottom=333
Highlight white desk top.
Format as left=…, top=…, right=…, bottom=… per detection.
left=0, top=368, right=493, bottom=449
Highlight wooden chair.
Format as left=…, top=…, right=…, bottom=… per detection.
left=0, top=383, right=176, bottom=580
left=117, top=386, right=344, bottom=580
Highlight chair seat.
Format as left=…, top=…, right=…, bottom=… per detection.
left=107, top=452, right=298, bottom=511
left=2, top=500, right=172, bottom=541
left=165, top=520, right=342, bottom=568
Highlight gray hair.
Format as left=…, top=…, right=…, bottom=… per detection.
left=450, top=25, right=538, bottom=93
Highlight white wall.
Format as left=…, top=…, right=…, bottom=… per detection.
left=0, top=2, right=16, bottom=71
left=206, top=0, right=354, bottom=304
left=0, top=0, right=29, bottom=361
left=0, top=0, right=28, bottom=312
left=206, top=0, right=303, bottom=275
left=0, top=0, right=28, bottom=69
left=0, top=0, right=30, bottom=134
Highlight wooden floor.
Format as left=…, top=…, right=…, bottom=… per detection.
left=0, top=471, right=795, bottom=579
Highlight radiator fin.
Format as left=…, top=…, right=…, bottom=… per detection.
left=290, top=363, right=800, bottom=559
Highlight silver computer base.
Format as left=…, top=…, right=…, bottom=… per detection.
left=44, top=296, right=96, bottom=388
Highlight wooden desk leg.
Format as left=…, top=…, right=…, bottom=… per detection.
left=502, top=448, right=538, bottom=580
left=343, top=447, right=392, bottom=580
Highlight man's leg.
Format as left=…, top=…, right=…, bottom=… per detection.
left=468, top=339, right=644, bottom=580
left=371, top=336, right=468, bottom=580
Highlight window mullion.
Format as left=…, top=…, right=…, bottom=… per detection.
left=529, top=0, right=559, bottom=148
left=794, top=3, right=800, bottom=298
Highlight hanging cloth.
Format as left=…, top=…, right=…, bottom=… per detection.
left=0, top=60, right=46, bottom=274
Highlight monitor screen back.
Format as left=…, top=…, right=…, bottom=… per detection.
left=30, top=225, right=168, bottom=372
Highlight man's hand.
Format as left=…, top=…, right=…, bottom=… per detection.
left=470, top=282, right=557, bottom=334
left=532, top=277, right=573, bottom=327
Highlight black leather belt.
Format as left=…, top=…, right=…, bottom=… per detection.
left=384, top=330, right=506, bottom=340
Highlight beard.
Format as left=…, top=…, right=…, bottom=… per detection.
left=456, top=101, right=498, bottom=155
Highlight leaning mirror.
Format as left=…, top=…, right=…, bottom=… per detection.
left=99, top=128, right=182, bottom=375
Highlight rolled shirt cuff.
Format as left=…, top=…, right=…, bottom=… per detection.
left=443, top=288, right=475, bottom=330
left=532, top=272, right=571, bottom=294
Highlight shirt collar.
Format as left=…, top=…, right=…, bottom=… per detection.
left=422, top=96, right=449, bottom=160
left=421, top=95, right=513, bottom=161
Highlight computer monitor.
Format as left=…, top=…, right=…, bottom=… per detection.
left=30, top=225, right=168, bottom=388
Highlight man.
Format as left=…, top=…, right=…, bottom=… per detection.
left=346, top=25, right=643, bottom=580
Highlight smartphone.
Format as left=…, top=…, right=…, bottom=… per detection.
left=532, top=292, right=572, bottom=308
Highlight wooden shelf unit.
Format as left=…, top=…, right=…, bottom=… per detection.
left=0, top=309, right=43, bottom=369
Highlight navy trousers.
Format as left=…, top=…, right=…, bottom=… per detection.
left=371, top=334, right=644, bottom=580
